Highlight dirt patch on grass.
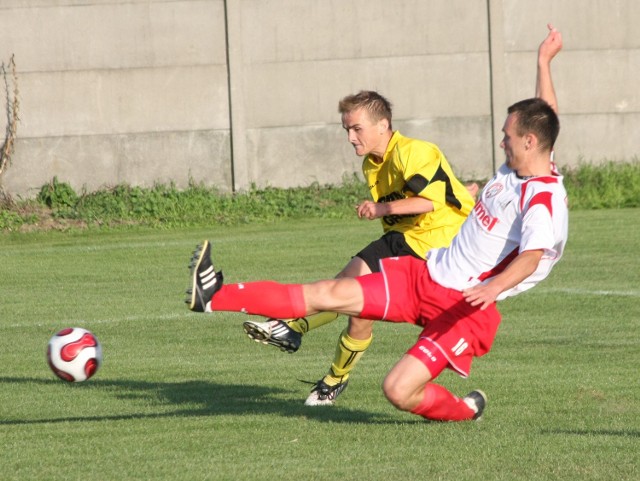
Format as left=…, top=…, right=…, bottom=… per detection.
left=2, top=198, right=88, bottom=232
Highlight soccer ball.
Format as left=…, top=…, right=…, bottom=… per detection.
left=46, top=327, right=102, bottom=382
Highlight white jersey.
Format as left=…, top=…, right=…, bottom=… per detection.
left=427, top=163, right=568, bottom=300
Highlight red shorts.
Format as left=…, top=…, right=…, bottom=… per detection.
left=356, top=256, right=501, bottom=378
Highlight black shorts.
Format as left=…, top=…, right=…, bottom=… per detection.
left=355, top=231, right=422, bottom=273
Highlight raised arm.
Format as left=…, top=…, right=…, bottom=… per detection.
left=536, top=24, right=563, bottom=113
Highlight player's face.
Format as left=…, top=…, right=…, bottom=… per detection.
left=500, top=113, right=526, bottom=171
left=342, top=108, right=388, bottom=159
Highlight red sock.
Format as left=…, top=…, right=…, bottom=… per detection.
left=209, top=281, right=307, bottom=319
left=410, top=383, right=475, bottom=421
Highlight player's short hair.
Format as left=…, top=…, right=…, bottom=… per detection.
left=508, top=98, right=560, bottom=151
left=339, top=90, right=393, bottom=128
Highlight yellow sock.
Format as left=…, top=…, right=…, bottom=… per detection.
left=287, top=312, right=339, bottom=334
left=324, top=327, right=372, bottom=385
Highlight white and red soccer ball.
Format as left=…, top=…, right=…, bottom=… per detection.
left=47, top=327, right=102, bottom=382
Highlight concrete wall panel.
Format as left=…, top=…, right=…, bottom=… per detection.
left=244, top=125, right=357, bottom=189
left=4, top=130, right=231, bottom=197
left=239, top=0, right=487, bottom=63
left=243, top=52, right=489, bottom=128
left=503, top=0, right=640, bottom=50
left=505, top=50, right=640, bottom=114
left=0, top=0, right=230, bottom=196
left=19, top=66, right=229, bottom=137
left=0, top=1, right=226, bottom=71
left=400, top=116, right=494, bottom=180
left=557, top=113, right=640, bottom=165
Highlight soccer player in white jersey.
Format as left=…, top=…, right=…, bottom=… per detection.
left=240, top=23, right=563, bottom=409
left=187, top=90, right=568, bottom=421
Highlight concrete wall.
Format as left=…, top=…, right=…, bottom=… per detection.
left=0, top=0, right=638, bottom=198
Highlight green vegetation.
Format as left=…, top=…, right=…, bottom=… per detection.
left=563, top=159, right=640, bottom=209
left=0, top=175, right=368, bottom=231
left=1, top=161, right=639, bottom=232
left=0, top=210, right=638, bottom=480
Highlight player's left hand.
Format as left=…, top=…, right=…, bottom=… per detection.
left=462, top=283, right=500, bottom=310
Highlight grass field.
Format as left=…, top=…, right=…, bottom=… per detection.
left=0, top=209, right=638, bottom=481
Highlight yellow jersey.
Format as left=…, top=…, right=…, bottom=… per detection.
left=362, top=131, right=475, bottom=258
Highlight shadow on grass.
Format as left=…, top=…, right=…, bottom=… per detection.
left=0, top=376, right=420, bottom=426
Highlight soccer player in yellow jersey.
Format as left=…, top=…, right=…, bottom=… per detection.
left=362, top=129, right=474, bottom=258
left=243, top=89, right=476, bottom=405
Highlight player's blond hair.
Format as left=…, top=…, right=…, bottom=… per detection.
left=338, top=91, right=393, bottom=129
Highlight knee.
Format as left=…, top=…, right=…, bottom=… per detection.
left=336, top=257, right=371, bottom=278
left=382, top=377, right=414, bottom=412
left=305, top=279, right=356, bottom=312
left=305, top=280, right=339, bottom=310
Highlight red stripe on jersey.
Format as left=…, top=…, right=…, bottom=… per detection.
left=520, top=176, right=558, bottom=212
left=527, top=191, right=553, bottom=216
left=477, top=247, right=519, bottom=282
left=525, top=176, right=558, bottom=185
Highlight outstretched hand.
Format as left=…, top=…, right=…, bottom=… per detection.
left=539, top=23, right=563, bottom=63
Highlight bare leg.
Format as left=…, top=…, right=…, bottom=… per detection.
left=301, top=277, right=364, bottom=317
left=383, top=354, right=481, bottom=421
left=382, top=354, right=433, bottom=411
